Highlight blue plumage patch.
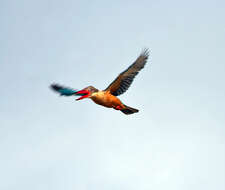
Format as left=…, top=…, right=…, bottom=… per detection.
left=50, top=84, right=87, bottom=96
left=57, top=88, right=77, bottom=96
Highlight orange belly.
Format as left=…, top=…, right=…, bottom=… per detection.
left=90, top=91, right=125, bottom=109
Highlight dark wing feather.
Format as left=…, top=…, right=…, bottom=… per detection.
left=105, top=48, right=149, bottom=96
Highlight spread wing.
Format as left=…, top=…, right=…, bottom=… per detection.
left=50, top=84, right=78, bottom=96
left=50, top=83, right=90, bottom=97
left=105, top=48, right=149, bottom=96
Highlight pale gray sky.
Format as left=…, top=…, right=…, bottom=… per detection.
left=1, top=0, right=225, bottom=190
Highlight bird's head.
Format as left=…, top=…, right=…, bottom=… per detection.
left=75, top=86, right=99, bottom=100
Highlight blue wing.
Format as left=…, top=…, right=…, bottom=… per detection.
left=50, top=84, right=79, bottom=96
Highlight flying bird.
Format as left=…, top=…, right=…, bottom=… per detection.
left=51, top=49, right=149, bottom=115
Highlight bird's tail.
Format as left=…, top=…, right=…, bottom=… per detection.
left=121, top=105, right=139, bottom=115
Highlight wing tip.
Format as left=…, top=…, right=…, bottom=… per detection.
left=141, top=48, right=150, bottom=58
left=50, top=83, right=62, bottom=91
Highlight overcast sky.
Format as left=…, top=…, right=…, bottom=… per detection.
left=1, top=0, right=225, bottom=190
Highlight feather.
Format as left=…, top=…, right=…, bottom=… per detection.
left=105, top=48, right=149, bottom=96
left=50, top=84, right=82, bottom=96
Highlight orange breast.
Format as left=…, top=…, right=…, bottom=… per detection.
left=90, top=91, right=124, bottom=108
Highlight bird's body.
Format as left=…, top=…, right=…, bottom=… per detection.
left=50, top=49, right=149, bottom=115
left=91, top=91, right=124, bottom=109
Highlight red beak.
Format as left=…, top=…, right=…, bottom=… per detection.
left=75, top=90, right=90, bottom=101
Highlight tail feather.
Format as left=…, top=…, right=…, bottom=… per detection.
left=121, top=105, right=139, bottom=115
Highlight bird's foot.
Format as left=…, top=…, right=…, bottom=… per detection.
left=113, top=105, right=122, bottom=110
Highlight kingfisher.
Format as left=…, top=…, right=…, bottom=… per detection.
left=51, top=49, right=149, bottom=115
